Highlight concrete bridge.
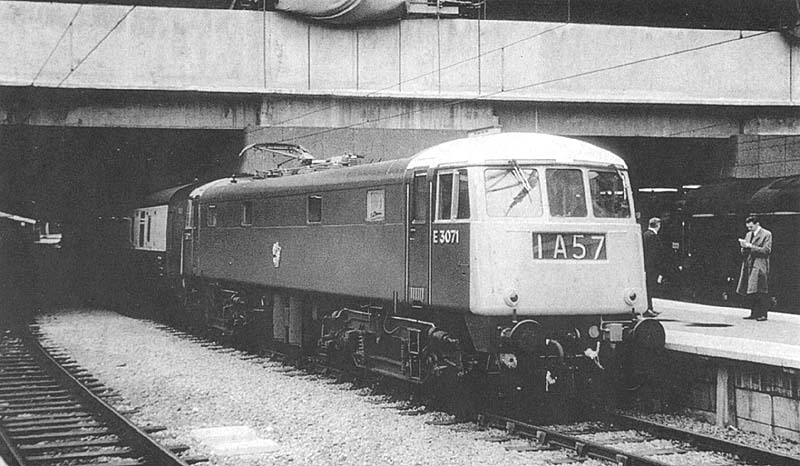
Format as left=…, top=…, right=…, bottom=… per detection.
left=1, top=1, right=799, bottom=176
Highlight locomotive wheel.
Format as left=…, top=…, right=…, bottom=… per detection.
left=182, top=285, right=213, bottom=332
left=618, top=345, right=663, bottom=393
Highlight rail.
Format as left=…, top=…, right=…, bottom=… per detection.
left=0, top=326, right=192, bottom=466
left=605, top=412, right=800, bottom=466
left=477, top=412, right=670, bottom=466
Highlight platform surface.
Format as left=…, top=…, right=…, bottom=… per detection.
left=655, top=298, right=800, bottom=369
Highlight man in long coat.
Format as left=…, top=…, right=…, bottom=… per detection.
left=737, top=215, right=772, bottom=321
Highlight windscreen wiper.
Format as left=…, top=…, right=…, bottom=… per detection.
left=506, top=160, right=534, bottom=214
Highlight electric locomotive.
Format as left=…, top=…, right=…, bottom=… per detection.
left=128, top=133, right=665, bottom=393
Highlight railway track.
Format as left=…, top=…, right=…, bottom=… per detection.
left=0, top=326, right=197, bottom=466
left=604, top=413, right=800, bottom=466
left=157, top=321, right=800, bottom=465
left=149, top=321, right=800, bottom=466
left=477, top=411, right=800, bottom=466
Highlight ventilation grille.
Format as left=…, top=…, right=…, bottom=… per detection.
left=409, top=287, right=426, bottom=303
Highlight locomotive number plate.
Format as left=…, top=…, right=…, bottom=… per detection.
left=433, top=229, right=460, bottom=245
left=532, top=233, right=607, bottom=260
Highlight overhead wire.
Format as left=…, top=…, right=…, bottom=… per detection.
left=498, top=31, right=771, bottom=95
left=17, top=4, right=137, bottom=124
left=275, top=30, right=772, bottom=144
left=16, top=3, right=137, bottom=171
left=31, top=4, right=84, bottom=86
left=667, top=122, right=736, bottom=137
left=21, top=4, right=781, bottom=146
left=57, top=5, right=137, bottom=88
left=255, top=22, right=569, bottom=131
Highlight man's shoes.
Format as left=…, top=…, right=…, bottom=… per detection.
left=756, top=316, right=768, bottom=322
left=743, top=315, right=757, bottom=320
left=642, top=310, right=658, bottom=318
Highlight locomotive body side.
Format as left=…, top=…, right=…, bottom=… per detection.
left=192, top=160, right=410, bottom=300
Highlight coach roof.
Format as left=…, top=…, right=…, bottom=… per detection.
left=141, top=183, right=195, bottom=207
left=408, top=132, right=626, bottom=170
left=194, top=157, right=411, bottom=202
left=194, top=133, right=626, bottom=202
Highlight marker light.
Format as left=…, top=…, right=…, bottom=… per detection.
left=504, top=289, right=520, bottom=307
left=624, top=288, right=638, bottom=305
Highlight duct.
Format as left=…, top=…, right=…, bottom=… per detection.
left=274, top=0, right=406, bottom=24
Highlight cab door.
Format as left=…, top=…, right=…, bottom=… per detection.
left=406, top=170, right=431, bottom=306
left=430, top=168, right=471, bottom=308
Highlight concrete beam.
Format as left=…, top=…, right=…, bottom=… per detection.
left=497, top=103, right=743, bottom=138
left=743, top=115, right=800, bottom=135
left=257, top=96, right=779, bottom=139
left=3, top=88, right=792, bottom=143
left=0, top=89, right=259, bottom=129
left=1, top=2, right=796, bottom=107
left=259, top=96, right=498, bottom=130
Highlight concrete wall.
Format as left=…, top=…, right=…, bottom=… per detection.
left=244, top=126, right=468, bottom=162
left=1, top=1, right=796, bottom=107
left=248, top=95, right=496, bottom=159
left=0, top=90, right=259, bottom=129
left=734, top=135, right=800, bottom=178
left=259, top=96, right=498, bottom=130
left=664, top=354, right=800, bottom=441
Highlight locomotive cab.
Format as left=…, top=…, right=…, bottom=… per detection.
left=404, top=136, right=664, bottom=391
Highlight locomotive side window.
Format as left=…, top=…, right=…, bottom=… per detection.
left=192, top=202, right=199, bottom=229
left=411, top=173, right=427, bottom=223
left=185, top=200, right=193, bottom=229
left=241, top=201, right=253, bottom=226
left=436, top=169, right=470, bottom=221
left=206, top=205, right=217, bottom=227
left=484, top=167, right=542, bottom=217
left=457, top=170, right=470, bottom=219
left=588, top=170, right=631, bottom=218
left=366, top=189, right=385, bottom=222
left=546, top=169, right=587, bottom=217
left=437, top=173, right=454, bottom=220
left=307, top=195, right=322, bottom=223
left=138, top=211, right=145, bottom=247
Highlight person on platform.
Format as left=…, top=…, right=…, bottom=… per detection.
left=737, top=215, right=772, bottom=321
left=642, top=217, right=663, bottom=318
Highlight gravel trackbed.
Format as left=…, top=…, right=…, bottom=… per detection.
left=35, top=309, right=569, bottom=466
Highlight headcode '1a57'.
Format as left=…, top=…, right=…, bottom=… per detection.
left=532, top=233, right=607, bottom=260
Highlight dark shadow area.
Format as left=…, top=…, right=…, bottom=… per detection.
left=480, top=0, right=797, bottom=31
left=15, top=0, right=799, bottom=32
left=0, top=126, right=242, bottom=314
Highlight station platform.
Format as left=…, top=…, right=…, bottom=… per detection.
left=654, top=298, right=800, bottom=369
left=651, top=299, right=800, bottom=440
